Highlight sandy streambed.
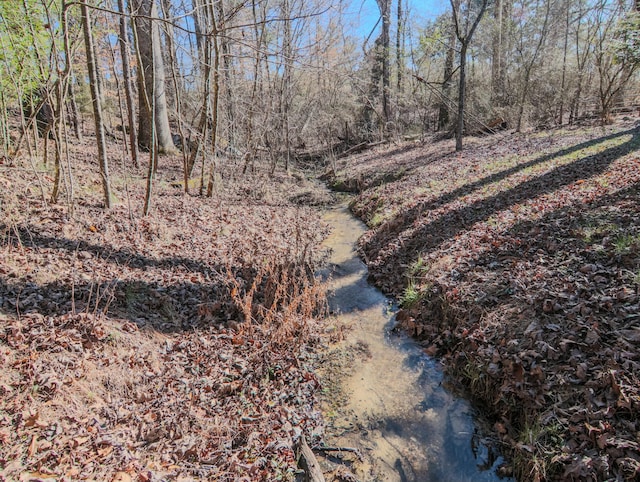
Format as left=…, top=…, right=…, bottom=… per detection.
left=316, top=203, right=510, bottom=482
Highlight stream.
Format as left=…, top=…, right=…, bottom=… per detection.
left=318, top=203, right=511, bottom=482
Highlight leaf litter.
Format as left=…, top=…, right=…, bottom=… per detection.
left=330, top=122, right=640, bottom=481
left=0, top=135, right=334, bottom=481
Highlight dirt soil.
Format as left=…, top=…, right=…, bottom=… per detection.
left=0, top=133, right=335, bottom=481
left=328, top=121, right=640, bottom=481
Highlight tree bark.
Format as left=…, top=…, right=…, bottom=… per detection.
left=295, top=436, right=325, bottom=482
left=132, top=0, right=175, bottom=154
left=396, top=0, right=403, bottom=93
left=117, top=0, right=139, bottom=168
left=280, top=0, right=293, bottom=173
left=569, top=3, right=595, bottom=125
left=376, top=0, right=391, bottom=133
left=439, top=3, right=457, bottom=130
left=81, top=0, right=112, bottom=208
left=68, top=81, right=82, bottom=141
left=559, top=0, right=569, bottom=125
left=456, top=42, right=468, bottom=151
left=189, top=0, right=213, bottom=182
left=242, top=0, right=267, bottom=175
left=216, top=0, right=236, bottom=151
left=206, top=1, right=220, bottom=197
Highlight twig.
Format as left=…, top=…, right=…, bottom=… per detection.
left=312, top=445, right=362, bottom=456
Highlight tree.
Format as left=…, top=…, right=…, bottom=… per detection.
left=280, top=0, right=293, bottom=173
left=451, top=0, right=490, bottom=151
left=514, top=0, right=553, bottom=132
left=117, top=0, right=139, bottom=168
left=594, top=0, right=639, bottom=123
left=491, top=0, right=511, bottom=105
left=439, top=3, right=458, bottom=129
left=568, top=0, right=598, bottom=124
left=396, top=0, right=405, bottom=92
left=0, top=0, right=50, bottom=155
left=80, top=0, right=112, bottom=208
left=132, top=0, right=175, bottom=154
left=377, top=0, right=392, bottom=133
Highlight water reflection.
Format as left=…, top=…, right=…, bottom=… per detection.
left=321, top=204, right=511, bottom=482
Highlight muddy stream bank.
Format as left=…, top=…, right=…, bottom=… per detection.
left=316, top=203, right=511, bottom=481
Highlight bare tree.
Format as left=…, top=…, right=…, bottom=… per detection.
left=595, top=0, right=639, bottom=123
left=396, top=0, right=405, bottom=93
left=242, top=0, right=269, bottom=175
left=80, top=0, right=112, bottom=208
left=569, top=0, right=598, bottom=124
left=439, top=1, right=458, bottom=130
left=377, top=0, right=392, bottom=133
left=451, top=0, right=490, bottom=151
left=491, top=0, right=511, bottom=106
left=216, top=0, right=236, bottom=153
left=514, top=0, right=552, bottom=132
left=205, top=1, right=221, bottom=197
left=117, top=0, right=139, bottom=168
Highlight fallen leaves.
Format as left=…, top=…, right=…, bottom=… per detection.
left=334, top=124, right=640, bottom=480
left=0, top=142, right=332, bottom=480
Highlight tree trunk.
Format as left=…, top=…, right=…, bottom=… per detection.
left=191, top=0, right=206, bottom=67
left=0, top=91, right=7, bottom=156
left=559, top=0, right=569, bottom=125
left=451, top=0, right=489, bottom=151
left=491, top=0, right=508, bottom=105
left=206, top=2, right=220, bottom=197
left=439, top=4, right=457, bottom=130
left=216, top=0, right=236, bottom=152
left=67, top=80, right=82, bottom=140
left=117, top=0, right=139, bottom=168
left=456, top=42, right=467, bottom=152
left=188, top=0, right=214, bottom=187
left=132, top=0, right=175, bottom=154
left=161, top=0, right=190, bottom=191
left=242, top=0, right=267, bottom=175
left=81, top=0, right=112, bottom=208
left=569, top=6, right=594, bottom=125
left=377, top=0, right=391, bottom=133
left=396, top=0, right=403, bottom=93
left=54, top=0, right=77, bottom=210
left=281, top=0, right=293, bottom=173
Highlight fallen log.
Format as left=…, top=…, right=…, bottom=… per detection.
left=295, top=435, right=326, bottom=482
left=337, top=140, right=387, bottom=159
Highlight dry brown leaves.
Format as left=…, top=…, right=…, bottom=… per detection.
left=0, top=311, right=324, bottom=481
left=335, top=122, right=640, bottom=481
left=0, top=139, right=332, bottom=480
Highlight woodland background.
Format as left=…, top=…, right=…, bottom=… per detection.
left=1, top=0, right=640, bottom=211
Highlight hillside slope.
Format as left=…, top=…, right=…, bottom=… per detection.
left=331, top=123, right=640, bottom=481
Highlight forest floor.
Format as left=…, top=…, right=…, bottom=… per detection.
left=327, top=120, right=640, bottom=481
left=0, top=134, right=336, bottom=481
left=2, top=119, right=640, bottom=482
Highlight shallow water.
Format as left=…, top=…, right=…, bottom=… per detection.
left=320, top=203, right=510, bottom=482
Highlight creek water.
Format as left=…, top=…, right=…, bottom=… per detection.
left=319, top=203, right=510, bottom=482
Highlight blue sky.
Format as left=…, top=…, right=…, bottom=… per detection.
left=352, top=0, right=449, bottom=39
